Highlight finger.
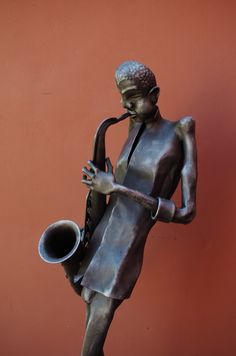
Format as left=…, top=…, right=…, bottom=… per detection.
left=87, top=160, right=98, bottom=174
left=106, top=157, right=113, bottom=173
left=81, top=179, right=93, bottom=186
left=82, top=167, right=95, bottom=178
left=81, top=180, right=94, bottom=190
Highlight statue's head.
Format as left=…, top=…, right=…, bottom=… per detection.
left=115, top=61, right=160, bottom=121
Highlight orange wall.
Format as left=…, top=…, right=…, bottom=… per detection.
left=1, top=1, right=236, bottom=355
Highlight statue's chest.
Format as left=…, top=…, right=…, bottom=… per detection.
left=115, top=122, right=181, bottom=188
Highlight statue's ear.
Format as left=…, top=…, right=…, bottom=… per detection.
left=149, top=86, right=160, bottom=104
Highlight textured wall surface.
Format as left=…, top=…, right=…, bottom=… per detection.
left=1, top=1, right=236, bottom=355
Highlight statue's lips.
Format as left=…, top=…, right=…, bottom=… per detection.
left=127, top=110, right=136, bottom=116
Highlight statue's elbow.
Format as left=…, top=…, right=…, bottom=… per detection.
left=173, top=206, right=196, bottom=224
left=173, top=204, right=197, bottom=224
left=182, top=208, right=196, bottom=224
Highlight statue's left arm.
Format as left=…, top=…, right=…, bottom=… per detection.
left=172, top=116, right=197, bottom=224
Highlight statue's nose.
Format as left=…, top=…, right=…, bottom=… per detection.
left=125, top=101, right=133, bottom=109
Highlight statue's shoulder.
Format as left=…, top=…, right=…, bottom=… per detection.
left=175, top=116, right=195, bottom=138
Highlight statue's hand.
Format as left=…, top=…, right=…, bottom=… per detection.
left=82, top=158, right=116, bottom=195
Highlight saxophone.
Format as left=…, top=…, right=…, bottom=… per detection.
left=38, top=112, right=130, bottom=294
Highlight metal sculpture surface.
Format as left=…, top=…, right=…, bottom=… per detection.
left=39, top=60, right=197, bottom=356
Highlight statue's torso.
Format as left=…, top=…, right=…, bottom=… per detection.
left=81, top=117, right=184, bottom=299
left=115, top=118, right=183, bottom=198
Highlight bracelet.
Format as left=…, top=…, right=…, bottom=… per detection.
left=151, top=197, right=176, bottom=223
left=151, top=197, right=161, bottom=220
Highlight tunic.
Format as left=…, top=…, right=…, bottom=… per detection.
left=80, top=117, right=183, bottom=299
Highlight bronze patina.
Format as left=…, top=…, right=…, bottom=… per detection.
left=39, top=60, right=197, bottom=356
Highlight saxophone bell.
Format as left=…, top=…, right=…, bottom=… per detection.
left=38, top=220, right=84, bottom=295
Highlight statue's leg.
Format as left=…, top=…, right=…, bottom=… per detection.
left=81, top=289, right=122, bottom=356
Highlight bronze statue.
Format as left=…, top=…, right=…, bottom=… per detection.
left=39, top=61, right=197, bottom=356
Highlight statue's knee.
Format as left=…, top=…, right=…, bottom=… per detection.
left=81, top=287, right=96, bottom=304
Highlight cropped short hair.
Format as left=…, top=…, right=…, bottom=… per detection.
left=115, top=61, right=157, bottom=92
